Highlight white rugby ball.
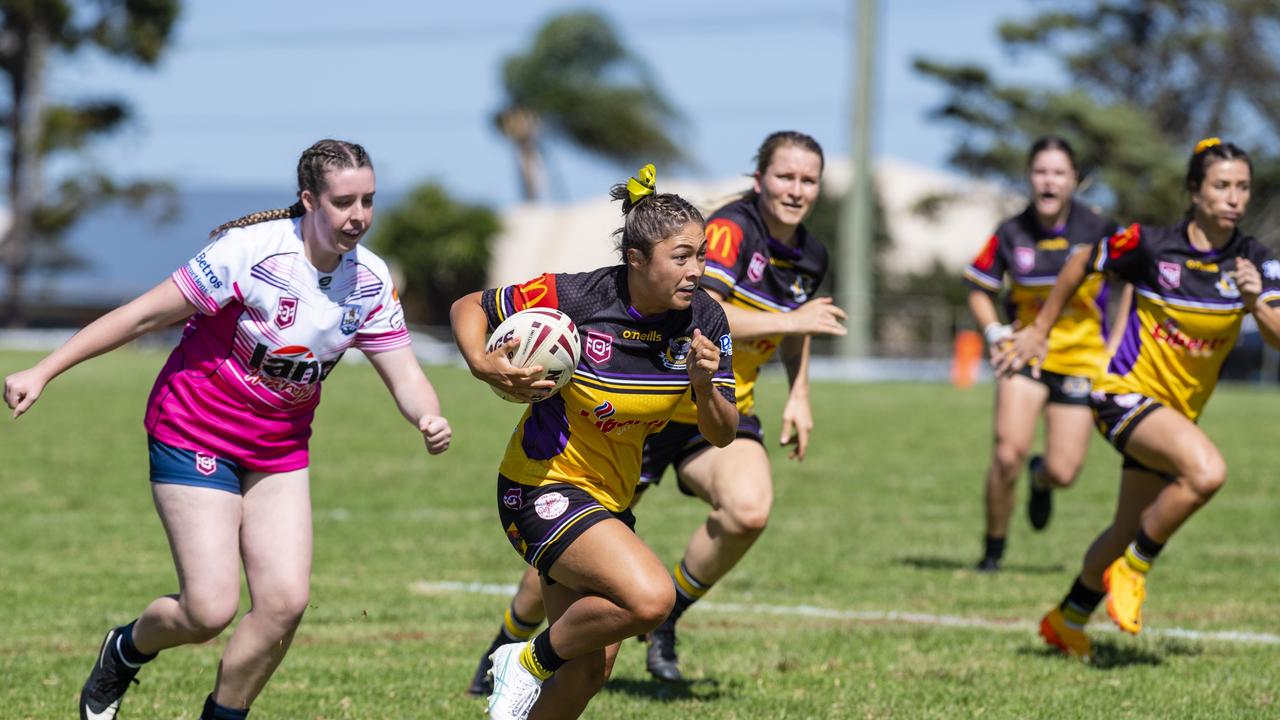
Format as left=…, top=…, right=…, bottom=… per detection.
left=485, top=308, right=581, bottom=403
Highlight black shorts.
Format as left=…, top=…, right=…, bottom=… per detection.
left=1089, top=391, right=1174, bottom=481
left=1016, top=366, right=1092, bottom=406
left=496, top=474, right=636, bottom=578
left=638, top=414, right=765, bottom=496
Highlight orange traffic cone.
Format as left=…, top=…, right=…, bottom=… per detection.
left=951, top=329, right=984, bottom=388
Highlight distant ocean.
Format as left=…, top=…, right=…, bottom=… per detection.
left=1, top=186, right=402, bottom=306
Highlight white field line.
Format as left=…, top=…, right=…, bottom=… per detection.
left=408, top=580, right=1280, bottom=646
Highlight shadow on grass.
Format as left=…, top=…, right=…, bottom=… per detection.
left=897, top=555, right=1066, bottom=575
left=604, top=676, right=722, bottom=702
left=1020, top=635, right=1202, bottom=670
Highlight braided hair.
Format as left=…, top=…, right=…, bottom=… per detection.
left=609, top=167, right=704, bottom=262
left=208, top=139, right=374, bottom=238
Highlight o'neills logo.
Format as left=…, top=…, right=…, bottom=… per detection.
left=621, top=329, right=662, bottom=341
left=247, top=343, right=341, bottom=385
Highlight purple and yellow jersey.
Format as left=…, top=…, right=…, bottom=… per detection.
left=964, top=203, right=1119, bottom=379
left=483, top=266, right=735, bottom=511
left=670, top=197, right=828, bottom=423
left=1089, top=222, right=1280, bottom=420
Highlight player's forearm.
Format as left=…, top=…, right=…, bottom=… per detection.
left=967, top=289, right=1001, bottom=330
left=1031, top=249, right=1091, bottom=335
left=780, top=334, right=810, bottom=397
left=450, top=292, right=492, bottom=372
left=1252, top=302, right=1280, bottom=351
left=695, top=388, right=738, bottom=447
left=36, top=280, right=189, bottom=381
left=718, top=300, right=793, bottom=340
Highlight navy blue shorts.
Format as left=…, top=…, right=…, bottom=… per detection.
left=148, top=437, right=246, bottom=495
left=497, top=475, right=636, bottom=580
left=638, top=414, right=764, bottom=496
left=1015, top=366, right=1092, bottom=406
left=1088, top=392, right=1175, bottom=482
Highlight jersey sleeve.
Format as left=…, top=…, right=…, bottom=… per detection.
left=1247, top=243, right=1280, bottom=309
left=481, top=273, right=563, bottom=330
left=962, top=232, right=1006, bottom=294
left=354, top=284, right=411, bottom=353
left=170, top=231, right=251, bottom=315
left=701, top=214, right=751, bottom=299
left=693, top=295, right=736, bottom=407
left=1088, top=223, right=1149, bottom=284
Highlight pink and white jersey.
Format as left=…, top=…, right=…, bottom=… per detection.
left=145, top=218, right=410, bottom=472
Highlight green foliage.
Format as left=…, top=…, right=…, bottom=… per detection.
left=3, top=348, right=1280, bottom=717
left=915, top=0, right=1280, bottom=236
left=495, top=11, right=683, bottom=200
left=370, top=182, right=500, bottom=326
left=0, top=0, right=180, bottom=324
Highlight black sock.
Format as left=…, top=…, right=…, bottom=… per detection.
left=114, top=620, right=157, bottom=667
left=200, top=695, right=249, bottom=720
left=983, top=535, right=1006, bottom=562
left=1059, top=576, right=1105, bottom=626
left=668, top=560, right=711, bottom=624
left=530, top=630, right=566, bottom=675
left=1133, top=527, right=1165, bottom=563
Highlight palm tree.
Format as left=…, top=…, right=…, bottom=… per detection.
left=495, top=11, right=684, bottom=201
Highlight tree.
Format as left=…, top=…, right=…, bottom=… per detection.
left=914, top=0, right=1280, bottom=236
left=0, top=0, right=179, bottom=327
left=495, top=11, right=684, bottom=202
left=369, top=182, right=500, bottom=327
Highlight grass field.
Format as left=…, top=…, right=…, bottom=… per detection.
left=2, top=348, right=1278, bottom=719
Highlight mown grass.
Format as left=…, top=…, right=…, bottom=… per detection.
left=1, top=348, right=1277, bottom=719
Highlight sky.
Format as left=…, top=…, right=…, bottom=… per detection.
left=51, top=0, right=1057, bottom=208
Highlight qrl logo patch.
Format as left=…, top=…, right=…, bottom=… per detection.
left=747, top=252, right=768, bottom=283
left=534, top=492, right=569, bottom=520
left=503, top=487, right=523, bottom=509
left=194, top=452, right=218, bottom=477
left=1158, top=261, right=1181, bottom=290
left=275, top=296, right=298, bottom=328
left=584, top=331, right=613, bottom=364
left=1014, top=247, right=1036, bottom=273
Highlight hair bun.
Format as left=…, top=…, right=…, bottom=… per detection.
left=626, top=163, right=657, bottom=204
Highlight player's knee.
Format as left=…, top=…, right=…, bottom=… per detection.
left=182, top=594, right=239, bottom=641
left=259, top=584, right=311, bottom=630
left=722, top=493, right=772, bottom=536
left=623, top=578, right=675, bottom=632
left=992, top=442, right=1027, bottom=478
left=1041, top=458, right=1080, bottom=488
left=1185, top=454, right=1227, bottom=501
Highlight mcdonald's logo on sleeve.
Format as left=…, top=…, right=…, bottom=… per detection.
left=512, top=273, right=558, bottom=310
left=1108, top=224, right=1141, bottom=260
left=972, top=235, right=999, bottom=271
left=705, top=219, right=744, bottom=266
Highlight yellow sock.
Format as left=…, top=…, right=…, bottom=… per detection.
left=518, top=641, right=553, bottom=681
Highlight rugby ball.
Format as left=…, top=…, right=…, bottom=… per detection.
left=485, top=308, right=581, bottom=403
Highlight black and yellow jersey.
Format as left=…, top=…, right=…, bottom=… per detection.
left=1089, top=221, right=1280, bottom=420
left=669, top=197, right=828, bottom=423
left=965, top=203, right=1119, bottom=378
left=482, top=266, right=735, bottom=511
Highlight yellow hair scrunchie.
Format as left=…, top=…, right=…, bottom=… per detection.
left=626, top=163, right=657, bottom=204
left=1195, top=137, right=1222, bottom=154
